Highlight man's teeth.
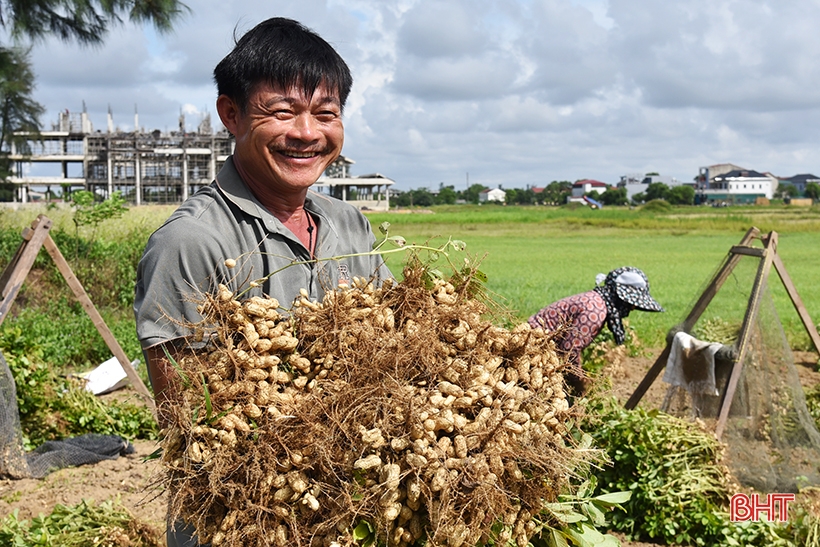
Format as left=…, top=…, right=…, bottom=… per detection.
left=283, top=151, right=316, bottom=158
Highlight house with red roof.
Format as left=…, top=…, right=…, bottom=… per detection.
left=570, top=179, right=610, bottom=198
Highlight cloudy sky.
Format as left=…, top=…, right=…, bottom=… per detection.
left=23, top=0, right=820, bottom=191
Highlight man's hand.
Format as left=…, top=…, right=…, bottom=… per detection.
left=146, top=343, right=185, bottom=430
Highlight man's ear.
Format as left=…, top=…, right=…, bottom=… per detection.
left=216, top=95, right=240, bottom=135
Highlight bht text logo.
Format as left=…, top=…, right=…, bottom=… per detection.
left=730, top=493, right=795, bottom=522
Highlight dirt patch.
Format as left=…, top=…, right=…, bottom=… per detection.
left=0, top=438, right=166, bottom=533
left=598, top=347, right=670, bottom=410
left=794, top=350, right=820, bottom=388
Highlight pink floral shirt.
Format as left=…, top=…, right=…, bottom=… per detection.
left=527, top=290, right=608, bottom=366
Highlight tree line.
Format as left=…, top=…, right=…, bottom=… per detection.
left=394, top=178, right=820, bottom=208
left=393, top=181, right=575, bottom=207
left=393, top=181, right=697, bottom=207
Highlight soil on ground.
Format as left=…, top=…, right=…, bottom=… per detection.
left=1, top=349, right=818, bottom=547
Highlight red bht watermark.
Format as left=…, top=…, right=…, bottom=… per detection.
left=730, top=493, right=795, bottom=522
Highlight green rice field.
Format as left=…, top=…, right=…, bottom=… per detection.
left=366, top=204, right=820, bottom=349
left=2, top=202, right=819, bottom=350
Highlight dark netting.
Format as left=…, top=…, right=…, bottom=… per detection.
left=0, top=350, right=30, bottom=479
left=0, top=350, right=135, bottom=479
left=720, top=280, right=820, bottom=492
left=26, top=434, right=135, bottom=479
left=661, top=274, right=820, bottom=493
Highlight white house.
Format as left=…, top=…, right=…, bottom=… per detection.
left=570, top=179, right=609, bottom=198
left=479, top=187, right=506, bottom=203
left=696, top=168, right=774, bottom=204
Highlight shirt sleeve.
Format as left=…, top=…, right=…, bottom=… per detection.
left=134, top=217, right=233, bottom=349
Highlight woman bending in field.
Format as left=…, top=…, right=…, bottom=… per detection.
left=529, top=267, right=664, bottom=395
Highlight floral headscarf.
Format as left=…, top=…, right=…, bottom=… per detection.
left=593, top=267, right=664, bottom=345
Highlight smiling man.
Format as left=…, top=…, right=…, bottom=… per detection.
left=133, top=18, right=391, bottom=547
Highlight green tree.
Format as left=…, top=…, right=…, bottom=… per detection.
left=667, top=185, right=695, bottom=205
left=460, top=183, right=487, bottom=204
left=774, top=183, right=798, bottom=200
left=631, top=192, right=646, bottom=205
left=0, top=1, right=188, bottom=45
left=394, top=191, right=410, bottom=207
left=69, top=190, right=128, bottom=251
left=411, top=188, right=434, bottom=207
left=645, top=182, right=670, bottom=202
left=599, top=187, right=627, bottom=206
left=434, top=185, right=457, bottom=205
left=395, top=188, right=434, bottom=207
left=504, top=188, right=518, bottom=205
left=543, top=181, right=571, bottom=205
left=514, top=188, right=537, bottom=205
left=0, top=47, right=44, bottom=197
left=804, top=182, right=820, bottom=200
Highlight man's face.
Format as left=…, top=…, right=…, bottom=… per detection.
left=222, top=82, right=344, bottom=193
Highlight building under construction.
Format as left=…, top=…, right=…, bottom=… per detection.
left=7, top=108, right=394, bottom=211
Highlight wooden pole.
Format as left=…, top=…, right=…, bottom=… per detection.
left=0, top=215, right=53, bottom=327
left=0, top=214, right=155, bottom=416
left=773, top=253, right=820, bottom=355
left=41, top=234, right=156, bottom=413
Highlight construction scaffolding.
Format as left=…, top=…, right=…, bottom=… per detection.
left=9, top=109, right=231, bottom=205
left=6, top=108, right=394, bottom=211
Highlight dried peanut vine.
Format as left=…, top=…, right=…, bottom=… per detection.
left=157, top=236, right=590, bottom=547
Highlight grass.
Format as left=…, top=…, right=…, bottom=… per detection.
left=2, top=202, right=819, bottom=350
left=369, top=206, right=820, bottom=348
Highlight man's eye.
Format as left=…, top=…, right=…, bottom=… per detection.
left=316, top=111, right=339, bottom=122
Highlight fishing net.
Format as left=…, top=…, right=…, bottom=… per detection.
left=0, top=350, right=29, bottom=479
left=661, top=254, right=820, bottom=493
left=0, top=350, right=135, bottom=479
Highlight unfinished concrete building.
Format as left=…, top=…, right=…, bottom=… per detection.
left=7, top=108, right=394, bottom=211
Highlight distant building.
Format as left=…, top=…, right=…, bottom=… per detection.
left=617, top=173, right=691, bottom=201
left=315, top=155, right=394, bottom=211
left=6, top=108, right=394, bottom=210
left=7, top=108, right=230, bottom=204
left=479, top=187, right=506, bottom=203
left=570, top=179, right=609, bottom=198
left=780, top=173, right=820, bottom=195
left=696, top=167, right=775, bottom=204
left=696, top=163, right=747, bottom=187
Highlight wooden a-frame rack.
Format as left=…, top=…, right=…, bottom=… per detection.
left=0, top=214, right=155, bottom=415
left=625, top=226, right=820, bottom=439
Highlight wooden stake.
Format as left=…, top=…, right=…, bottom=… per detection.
left=715, top=232, right=776, bottom=439
left=0, top=214, right=156, bottom=415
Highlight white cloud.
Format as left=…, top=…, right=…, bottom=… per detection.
left=18, top=0, right=820, bottom=189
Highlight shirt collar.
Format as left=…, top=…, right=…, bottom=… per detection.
left=215, top=155, right=324, bottom=223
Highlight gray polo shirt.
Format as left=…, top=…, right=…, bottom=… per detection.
left=134, top=156, right=392, bottom=350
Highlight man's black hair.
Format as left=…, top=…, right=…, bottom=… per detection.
left=213, top=17, right=352, bottom=113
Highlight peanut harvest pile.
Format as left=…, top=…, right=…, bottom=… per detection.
left=160, top=264, right=584, bottom=547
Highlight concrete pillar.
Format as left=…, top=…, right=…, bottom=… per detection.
left=135, top=147, right=142, bottom=206
left=183, top=153, right=189, bottom=201
left=107, top=154, right=113, bottom=198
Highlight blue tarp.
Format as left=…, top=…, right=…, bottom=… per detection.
left=583, top=196, right=604, bottom=209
